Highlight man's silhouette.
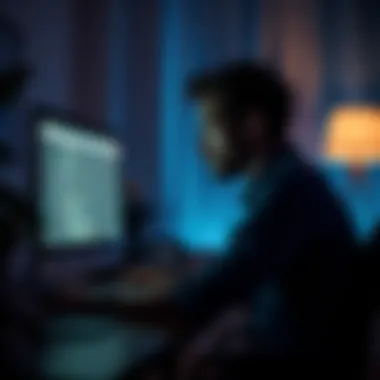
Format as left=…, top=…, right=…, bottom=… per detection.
left=67, top=62, right=358, bottom=379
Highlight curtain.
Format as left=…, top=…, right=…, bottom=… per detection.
left=71, top=0, right=109, bottom=123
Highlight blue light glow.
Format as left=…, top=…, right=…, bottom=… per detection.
left=160, top=0, right=260, bottom=251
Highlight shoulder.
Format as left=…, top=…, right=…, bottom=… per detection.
left=282, top=160, right=338, bottom=207
left=270, top=159, right=351, bottom=224
left=284, top=161, right=354, bottom=235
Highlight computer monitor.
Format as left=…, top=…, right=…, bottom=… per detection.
left=31, top=108, right=125, bottom=269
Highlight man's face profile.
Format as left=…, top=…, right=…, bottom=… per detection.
left=197, top=97, right=233, bottom=177
left=197, top=96, right=265, bottom=178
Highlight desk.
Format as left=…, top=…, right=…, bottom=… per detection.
left=42, top=266, right=187, bottom=380
left=41, top=315, right=168, bottom=380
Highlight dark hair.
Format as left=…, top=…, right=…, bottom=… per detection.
left=187, top=61, right=293, bottom=136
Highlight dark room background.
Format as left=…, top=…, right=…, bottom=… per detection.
left=1, top=0, right=380, bottom=251
left=1, top=1, right=380, bottom=379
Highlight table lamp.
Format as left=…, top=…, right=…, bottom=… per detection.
left=323, top=105, right=380, bottom=180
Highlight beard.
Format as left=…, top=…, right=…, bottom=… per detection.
left=213, top=152, right=252, bottom=180
left=203, top=131, right=258, bottom=180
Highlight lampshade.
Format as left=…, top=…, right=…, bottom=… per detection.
left=323, top=105, right=380, bottom=165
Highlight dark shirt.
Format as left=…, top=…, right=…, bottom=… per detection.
left=174, top=146, right=356, bottom=357
left=368, top=224, right=380, bottom=306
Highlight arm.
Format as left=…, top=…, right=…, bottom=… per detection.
left=48, top=279, right=186, bottom=332
left=53, top=184, right=304, bottom=333
left=49, top=248, right=259, bottom=334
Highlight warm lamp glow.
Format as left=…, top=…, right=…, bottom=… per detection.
left=323, top=105, right=380, bottom=165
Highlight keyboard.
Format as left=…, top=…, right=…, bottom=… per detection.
left=86, top=280, right=172, bottom=302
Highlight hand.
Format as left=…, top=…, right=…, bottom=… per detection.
left=54, top=281, right=92, bottom=309
left=123, top=266, right=177, bottom=285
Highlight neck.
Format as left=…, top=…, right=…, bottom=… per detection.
left=248, top=138, right=288, bottom=176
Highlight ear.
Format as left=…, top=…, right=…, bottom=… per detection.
left=244, top=111, right=266, bottom=140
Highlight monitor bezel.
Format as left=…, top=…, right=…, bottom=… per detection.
left=28, top=105, right=126, bottom=261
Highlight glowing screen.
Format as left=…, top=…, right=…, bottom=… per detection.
left=38, top=118, right=123, bottom=248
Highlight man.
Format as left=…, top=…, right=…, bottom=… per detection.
left=364, top=224, right=380, bottom=380
left=66, top=62, right=358, bottom=379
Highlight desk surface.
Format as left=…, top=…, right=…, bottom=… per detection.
left=42, top=315, right=168, bottom=380
left=43, top=266, right=182, bottom=380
